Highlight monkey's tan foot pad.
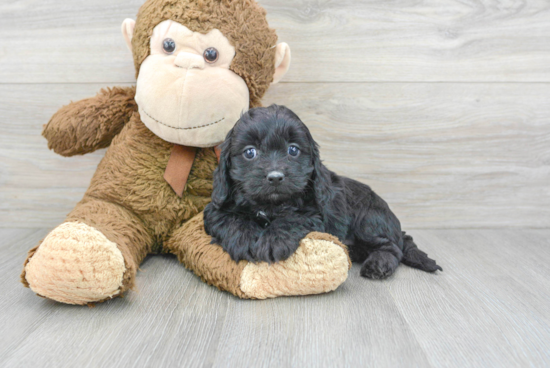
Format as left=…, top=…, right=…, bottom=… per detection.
left=239, top=232, right=352, bottom=299
left=22, top=222, right=126, bottom=305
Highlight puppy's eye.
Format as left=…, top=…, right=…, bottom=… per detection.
left=243, top=148, right=257, bottom=160
left=203, top=47, right=219, bottom=63
left=162, top=38, right=176, bottom=54
left=288, top=146, right=300, bottom=157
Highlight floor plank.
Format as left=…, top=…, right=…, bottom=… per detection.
left=211, top=277, right=431, bottom=368
left=1, top=0, right=549, bottom=83
left=385, top=229, right=550, bottom=367
left=0, top=228, right=61, bottom=360
left=2, top=82, right=548, bottom=228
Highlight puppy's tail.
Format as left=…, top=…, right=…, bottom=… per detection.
left=401, top=232, right=442, bottom=273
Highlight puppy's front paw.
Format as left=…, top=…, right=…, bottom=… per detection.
left=251, top=235, right=301, bottom=263
left=360, top=251, right=399, bottom=279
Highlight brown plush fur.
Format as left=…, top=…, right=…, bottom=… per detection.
left=68, top=115, right=218, bottom=295
left=43, top=87, right=138, bottom=156
left=132, top=0, right=277, bottom=108
left=165, top=213, right=248, bottom=298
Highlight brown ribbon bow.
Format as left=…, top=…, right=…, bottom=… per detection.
left=164, top=144, right=221, bottom=197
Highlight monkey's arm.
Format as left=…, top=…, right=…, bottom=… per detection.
left=166, top=213, right=352, bottom=300
left=42, top=86, right=137, bottom=156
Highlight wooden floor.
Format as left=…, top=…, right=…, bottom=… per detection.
left=1, top=228, right=549, bottom=367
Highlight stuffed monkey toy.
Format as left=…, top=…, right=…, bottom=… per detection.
left=21, top=0, right=351, bottom=305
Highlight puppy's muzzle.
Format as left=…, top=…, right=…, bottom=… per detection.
left=267, top=171, right=285, bottom=186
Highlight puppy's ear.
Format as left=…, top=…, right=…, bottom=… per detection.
left=308, top=134, right=337, bottom=222
left=211, top=130, right=233, bottom=209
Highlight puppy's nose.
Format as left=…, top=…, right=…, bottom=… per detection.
left=267, top=171, right=285, bottom=185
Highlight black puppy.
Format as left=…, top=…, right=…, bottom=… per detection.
left=204, top=105, right=441, bottom=279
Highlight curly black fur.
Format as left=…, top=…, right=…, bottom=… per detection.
left=204, top=105, right=442, bottom=279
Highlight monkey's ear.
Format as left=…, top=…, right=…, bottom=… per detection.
left=121, top=19, right=136, bottom=52
left=272, top=42, right=291, bottom=84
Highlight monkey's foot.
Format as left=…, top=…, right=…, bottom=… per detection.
left=22, top=222, right=127, bottom=305
left=239, top=232, right=351, bottom=299
left=167, top=214, right=351, bottom=299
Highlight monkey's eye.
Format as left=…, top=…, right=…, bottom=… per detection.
left=243, top=147, right=257, bottom=160
left=162, top=38, right=176, bottom=54
left=203, top=47, right=219, bottom=63
left=288, top=146, right=300, bottom=157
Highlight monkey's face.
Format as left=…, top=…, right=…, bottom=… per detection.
left=134, top=20, right=250, bottom=147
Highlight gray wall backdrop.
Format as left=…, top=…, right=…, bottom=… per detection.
left=1, top=0, right=549, bottom=228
